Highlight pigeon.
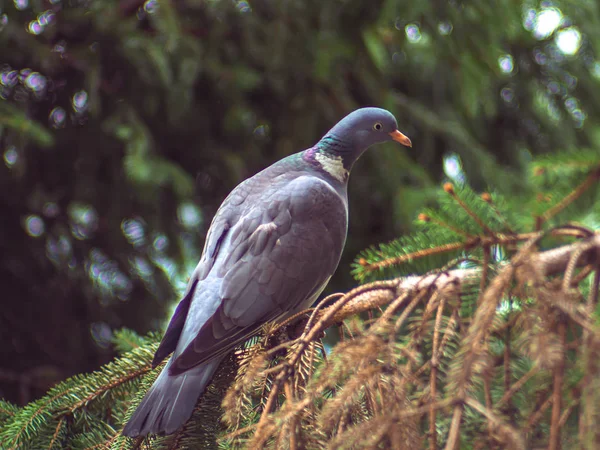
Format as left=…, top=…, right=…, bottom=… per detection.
left=122, top=107, right=412, bottom=437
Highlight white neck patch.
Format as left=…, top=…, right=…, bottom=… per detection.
left=314, top=152, right=348, bottom=182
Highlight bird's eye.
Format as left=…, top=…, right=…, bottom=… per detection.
left=373, top=122, right=383, bottom=131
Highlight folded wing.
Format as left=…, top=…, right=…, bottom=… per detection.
left=167, top=175, right=347, bottom=375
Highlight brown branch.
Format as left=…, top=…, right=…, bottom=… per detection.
left=68, top=366, right=152, bottom=412
left=47, top=416, right=65, bottom=450
left=370, top=235, right=600, bottom=311
left=480, top=246, right=493, bottom=438
left=479, top=246, right=491, bottom=305
left=253, top=381, right=280, bottom=445
left=233, top=235, right=600, bottom=448
left=563, top=241, right=597, bottom=291
left=445, top=238, right=541, bottom=450
left=537, top=167, right=600, bottom=228
left=559, top=398, right=580, bottom=428
left=503, top=314, right=512, bottom=402
left=360, top=241, right=468, bottom=272
left=464, top=397, right=525, bottom=450
left=445, top=404, right=464, bottom=450
left=7, top=387, right=73, bottom=448
left=524, top=394, right=553, bottom=432
left=549, top=320, right=566, bottom=450
left=580, top=264, right=600, bottom=447
left=418, top=212, right=473, bottom=238
left=496, top=366, right=539, bottom=409
left=430, top=296, right=447, bottom=450
left=392, top=291, right=429, bottom=336
left=444, top=183, right=494, bottom=235
left=482, top=192, right=516, bottom=234
left=360, top=228, right=590, bottom=274
left=0, top=402, right=16, bottom=417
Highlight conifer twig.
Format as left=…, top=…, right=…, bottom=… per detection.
left=430, top=296, right=447, bottom=450
left=359, top=228, right=589, bottom=274
left=284, top=381, right=298, bottom=450
left=559, top=398, right=579, bottom=428
left=536, top=167, right=600, bottom=229
left=481, top=192, right=516, bottom=234
left=562, top=240, right=597, bottom=291
left=392, top=291, right=429, bottom=337
left=503, top=317, right=511, bottom=401
left=68, top=366, right=152, bottom=412
left=580, top=264, right=600, bottom=448
left=7, top=387, right=72, bottom=448
left=48, top=416, right=65, bottom=450
left=418, top=212, right=473, bottom=238
left=223, top=234, right=600, bottom=448
left=524, top=394, right=553, bottom=432
left=495, top=366, right=539, bottom=408
left=359, top=241, right=468, bottom=272
left=464, top=397, right=525, bottom=449
left=549, top=320, right=566, bottom=450
left=445, top=237, right=541, bottom=450
left=445, top=404, right=463, bottom=450
left=444, top=183, right=494, bottom=235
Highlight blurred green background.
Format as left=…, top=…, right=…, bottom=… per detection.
left=1, top=0, right=598, bottom=405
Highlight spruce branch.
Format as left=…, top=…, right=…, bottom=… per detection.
left=221, top=231, right=600, bottom=448
left=443, top=183, right=494, bottom=235
left=549, top=320, right=566, bottom=450
left=536, top=167, right=600, bottom=229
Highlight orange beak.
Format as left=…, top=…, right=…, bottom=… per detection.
left=389, top=130, right=412, bottom=148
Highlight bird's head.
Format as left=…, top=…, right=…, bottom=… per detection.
left=319, top=107, right=412, bottom=171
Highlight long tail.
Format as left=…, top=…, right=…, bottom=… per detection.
left=122, top=355, right=224, bottom=437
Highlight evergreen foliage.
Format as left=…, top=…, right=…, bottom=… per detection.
left=1, top=151, right=598, bottom=449
left=3, top=0, right=600, bottom=403
left=3, top=0, right=600, bottom=448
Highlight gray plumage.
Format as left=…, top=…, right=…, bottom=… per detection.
left=122, top=107, right=411, bottom=437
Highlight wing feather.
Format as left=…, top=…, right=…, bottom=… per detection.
left=169, top=175, right=347, bottom=375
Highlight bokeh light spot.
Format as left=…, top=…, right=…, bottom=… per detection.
left=133, top=256, right=153, bottom=278
left=443, top=153, right=466, bottom=183
left=72, top=90, right=88, bottom=113
left=0, top=14, right=8, bottom=31
left=27, top=21, right=43, bottom=35
left=24, top=215, right=45, bottom=237
left=121, top=218, right=146, bottom=247
left=1, top=70, right=18, bottom=88
left=405, top=23, right=422, bottom=43
left=4, top=146, right=18, bottom=168
left=69, top=203, right=98, bottom=240
left=14, top=0, right=28, bottom=11
left=49, top=107, right=67, bottom=128
left=438, top=21, right=453, bottom=35
left=178, top=203, right=202, bottom=229
left=498, top=54, right=514, bottom=74
left=394, top=18, right=403, bottom=31
left=533, top=8, right=562, bottom=40
left=556, top=27, right=582, bottom=55
left=592, top=62, right=600, bottom=79
left=88, top=248, right=133, bottom=301
left=144, top=0, right=159, bottom=13
left=153, top=234, right=168, bottom=251
left=235, top=0, right=252, bottom=13
left=90, top=322, right=112, bottom=348
left=53, top=41, right=66, bottom=54
left=253, top=124, right=270, bottom=138
left=38, top=10, right=55, bottom=26
left=25, top=72, right=46, bottom=92
left=501, top=87, right=515, bottom=104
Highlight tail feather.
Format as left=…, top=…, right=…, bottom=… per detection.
left=122, top=356, right=224, bottom=437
